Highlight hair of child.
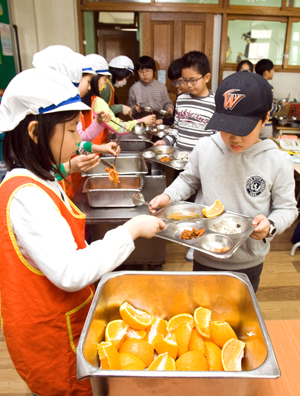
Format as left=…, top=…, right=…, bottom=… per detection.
left=167, top=58, right=183, bottom=81
left=109, top=67, right=132, bottom=85
left=236, top=60, right=254, bottom=72
left=3, top=110, right=80, bottom=181
left=255, top=59, right=274, bottom=76
left=181, top=51, right=211, bottom=76
left=136, top=55, right=156, bottom=72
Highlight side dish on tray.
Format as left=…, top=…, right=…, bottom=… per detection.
left=180, top=228, right=205, bottom=240
left=167, top=212, right=202, bottom=221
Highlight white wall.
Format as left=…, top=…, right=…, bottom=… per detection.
left=10, top=0, right=79, bottom=71
left=223, top=70, right=300, bottom=102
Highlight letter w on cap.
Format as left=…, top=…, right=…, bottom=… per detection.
left=223, top=89, right=245, bottom=110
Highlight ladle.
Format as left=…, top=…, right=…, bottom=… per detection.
left=132, top=193, right=170, bottom=223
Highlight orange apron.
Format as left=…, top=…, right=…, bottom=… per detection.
left=0, top=175, right=94, bottom=396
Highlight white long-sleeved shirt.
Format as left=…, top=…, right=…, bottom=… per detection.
left=6, top=169, right=135, bottom=292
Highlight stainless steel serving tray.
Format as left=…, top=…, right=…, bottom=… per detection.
left=142, top=146, right=190, bottom=170
left=81, top=154, right=148, bottom=176
left=82, top=175, right=144, bottom=207
left=153, top=202, right=255, bottom=259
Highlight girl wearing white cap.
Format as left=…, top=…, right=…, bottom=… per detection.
left=81, top=54, right=156, bottom=145
left=0, top=68, right=165, bottom=396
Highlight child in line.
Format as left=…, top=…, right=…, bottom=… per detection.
left=0, top=68, right=165, bottom=396
left=149, top=71, right=298, bottom=293
left=236, top=60, right=253, bottom=72
left=255, top=58, right=289, bottom=138
left=154, top=51, right=216, bottom=152
left=127, top=55, right=174, bottom=120
left=162, top=58, right=189, bottom=126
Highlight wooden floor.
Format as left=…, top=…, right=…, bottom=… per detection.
left=1, top=217, right=300, bottom=395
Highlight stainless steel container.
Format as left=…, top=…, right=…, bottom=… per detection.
left=82, top=175, right=144, bottom=207
left=77, top=271, right=280, bottom=396
left=82, top=155, right=148, bottom=177
left=119, top=139, right=153, bottom=152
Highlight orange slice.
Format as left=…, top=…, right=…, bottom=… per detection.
left=221, top=338, right=245, bottom=371
left=119, top=302, right=152, bottom=330
left=154, top=333, right=178, bottom=360
left=202, top=200, right=225, bottom=218
left=97, top=341, right=121, bottom=370
left=204, top=341, right=223, bottom=371
left=119, top=339, right=154, bottom=368
left=147, top=353, right=176, bottom=371
left=125, top=328, right=147, bottom=341
left=194, top=307, right=212, bottom=338
left=188, top=328, right=205, bottom=354
left=210, top=320, right=238, bottom=348
left=146, top=317, right=167, bottom=346
left=175, top=350, right=208, bottom=371
left=172, top=322, right=193, bottom=357
left=166, top=313, right=194, bottom=333
left=119, top=352, right=145, bottom=370
left=105, top=319, right=129, bottom=350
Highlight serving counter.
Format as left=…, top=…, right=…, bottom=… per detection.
left=73, top=163, right=167, bottom=268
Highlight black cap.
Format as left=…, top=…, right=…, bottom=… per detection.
left=206, top=71, right=273, bottom=136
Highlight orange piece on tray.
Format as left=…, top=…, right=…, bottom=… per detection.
left=97, top=341, right=121, bottom=370
left=148, top=353, right=176, bottom=371
left=176, top=350, right=208, bottom=371
left=194, top=306, right=212, bottom=338
left=204, top=341, right=223, bottom=371
left=210, top=320, right=238, bottom=348
left=119, top=352, right=146, bottom=370
left=166, top=313, right=194, bottom=333
left=202, top=199, right=225, bottom=218
left=105, top=319, right=129, bottom=350
left=188, top=328, right=205, bottom=354
left=125, top=328, right=147, bottom=341
left=154, top=332, right=178, bottom=360
left=172, top=322, right=193, bottom=357
left=119, top=339, right=154, bottom=368
left=119, top=302, right=152, bottom=330
left=221, top=338, right=245, bottom=371
left=146, top=317, right=167, bottom=346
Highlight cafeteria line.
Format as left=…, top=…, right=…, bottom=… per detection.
left=1, top=42, right=300, bottom=396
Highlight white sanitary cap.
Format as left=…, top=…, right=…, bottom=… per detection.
left=85, top=54, right=111, bottom=76
left=109, top=56, right=134, bottom=74
left=76, top=53, right=96, bottom=75
left=32, top=45, right=83, bottom=87
left=0, top=67, right=90, bottom=133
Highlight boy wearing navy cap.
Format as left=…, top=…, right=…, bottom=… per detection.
left=149, top=71, right=298, bottom=292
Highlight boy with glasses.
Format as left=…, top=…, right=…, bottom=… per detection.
left=154, top=51, right=216, bottom=152
left=127, top=55, right=174, bottom=120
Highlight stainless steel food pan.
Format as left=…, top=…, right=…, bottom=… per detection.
left=119, top=139, right=153, bottom=152
left=154, top=202, right=256, bottom=259
left=82, top=155, right=148, bottom=176
left=82, top=175, right=144, bottom=207
left=77, top=271, right=280, bottom=396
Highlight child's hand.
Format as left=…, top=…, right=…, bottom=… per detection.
left=156, top=119, right=163, bottom=125
left=250, top=215, right=271, bottom=240
left=93, top=142, right=120, bottom=156
left=141, top=114, right=156, bottom=125
left=153, top=140, right=167, bottom=146
left=97, top=110, right=112, bottom=124
left=148, top=194, right=170, bottom=214
left=69, top=154, right=100, bottom=173
left=135, top=103, right=142, bottom=113
left=122, top=105, right=133, bottom=117
left=167, top=107, right=173, bottom=115
left=123, top=215, right=166, bottom=240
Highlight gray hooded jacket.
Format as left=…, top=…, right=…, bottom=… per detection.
left=164, top=133, right=298, bottom=270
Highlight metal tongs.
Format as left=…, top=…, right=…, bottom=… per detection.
left=100, top=158, right=114, bottom=169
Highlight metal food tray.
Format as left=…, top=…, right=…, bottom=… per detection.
left=153, top=202, right=255, bottom=259
left=82, top=175, right=144, bottom=207
left=81, top=154, right=148, bottom=177
left=142, top=146, right=190, bottom=170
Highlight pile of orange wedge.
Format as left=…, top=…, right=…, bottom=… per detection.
left=97, top=302, right=245, bottom=371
